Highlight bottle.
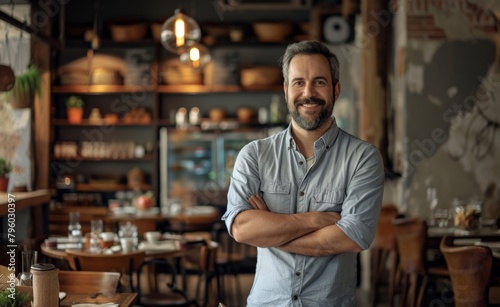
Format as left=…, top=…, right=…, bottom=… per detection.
left=189, top=107, right=201, bottom=125
left=176, top=107, right=188, bottom=129
left=258, top=107, right=268, bottom=124
left=270, top=94, right=281, bottom=124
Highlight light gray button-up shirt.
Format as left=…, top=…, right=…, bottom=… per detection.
left=223, top=118, right=385, bottom=307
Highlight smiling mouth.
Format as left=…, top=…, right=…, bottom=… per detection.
left=296, top=98, right=324, bottom=109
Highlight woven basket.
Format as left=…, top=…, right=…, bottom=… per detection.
left=59, top=69, right=89, bottom=85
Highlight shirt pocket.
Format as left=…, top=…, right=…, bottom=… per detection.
left=260, top=180, right=291, bottom=213
left=312, top=188, right=344, bottom=212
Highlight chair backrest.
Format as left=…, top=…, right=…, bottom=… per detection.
left=66, top=249, right=146, bottom=292
left=199, top=240, right=219, bottom=272
left=58, top=271, right=120, bottom=294
left=211, top=222, right=256, bottom=264
left=392, top=217, right=427, bottom=275
left=373, top=204, right=399, bottom=250
left=136, top=258, right=196, bottom=306
left=440, top=236, right=492, bottom=307
left=66, top=249, right=145, bottom=274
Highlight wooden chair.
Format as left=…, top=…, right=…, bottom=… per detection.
left=371, top=204, right=399, bottom=307
left=65, top=249, right=145, bottom=292
left=211, top=221, right=249, bottom=307
left=440, top=236, right=492, bottom=307
left=136, top=257, right=199, bottom=306
left=58, top=271, right=120, bottom=294
left=183, top=240, right=221, bottom=307
left=392, top=217, right=449, bottom=307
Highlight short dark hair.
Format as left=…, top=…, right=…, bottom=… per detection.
left=279, top=40, right=340, bottom=86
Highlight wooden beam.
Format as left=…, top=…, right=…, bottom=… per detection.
left=359, top=0, right=391, bottom=168
left=30, top=3, right=51, bottom=190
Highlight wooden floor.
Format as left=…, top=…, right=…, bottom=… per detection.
left=181, top=273, right=385, bottom=307
left=135, top=271, right=454, bottom=307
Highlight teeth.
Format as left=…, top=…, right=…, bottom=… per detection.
left=302, top=103, right=317, bottom=107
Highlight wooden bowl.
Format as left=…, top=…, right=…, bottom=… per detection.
left=241, top=66, right=282, bottom=87
left=253, top=22, right=293, bottom=42
left=209, top=108, right=226, bottom=122
left=237, top=107, right=256, bottom=123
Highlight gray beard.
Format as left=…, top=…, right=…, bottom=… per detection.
left=290, top=108, right=330, bottom=131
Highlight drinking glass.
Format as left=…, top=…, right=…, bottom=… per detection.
left=68, top=212, right=82, bottom=239
left=18, top=250, right=38, bottom=286
left=427, top=187, right=438, bottom=226
left=119, top=222, right=138, bottom=247
left=89, top=219, right=103, bottom=252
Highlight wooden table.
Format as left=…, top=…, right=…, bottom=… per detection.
left=427, top=226, right=500, bottom=250
left=60, top=292, right=137, bottom=306
left=41, top=236, right=205, bottom=261
left=48, top=205, right=220, bottom=236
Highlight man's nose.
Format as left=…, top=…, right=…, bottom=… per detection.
left=302, top=82, right=315, bottom=98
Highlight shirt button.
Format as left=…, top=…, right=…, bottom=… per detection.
left=293, top=295, right=298, bottom=300
left=299, top=191, right=304, bottom=196
left=295, top=272, right=301, bottom=276
left=299, top=161, right=303, bottom=165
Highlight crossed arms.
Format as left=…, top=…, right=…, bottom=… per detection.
left=231, top=194, right=363, bottom=257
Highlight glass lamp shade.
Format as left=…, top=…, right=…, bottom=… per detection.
left=179, top=43, right=211, bottom=70
left=160, top=9, right=201, bottom=55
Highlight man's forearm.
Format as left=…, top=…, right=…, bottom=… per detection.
left=231, top=209, right=339, bottom=248
left=277, top=224, right=362, bottom=256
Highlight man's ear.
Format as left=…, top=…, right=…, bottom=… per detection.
left=334, top=82, right=341, bottom=100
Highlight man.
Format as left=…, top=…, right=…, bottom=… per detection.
left=222, top=40, right=385, bottom=306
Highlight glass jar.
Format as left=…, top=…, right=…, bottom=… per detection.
left=453, top=198, right=482, bottom=230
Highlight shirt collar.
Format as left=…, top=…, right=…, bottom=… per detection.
left=286, top=117, right=340, bottom=151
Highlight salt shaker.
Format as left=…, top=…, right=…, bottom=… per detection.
left=31, top=263, right=59, bottom=307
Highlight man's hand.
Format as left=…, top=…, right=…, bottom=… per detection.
left=248, top=194, right=269, bottom=211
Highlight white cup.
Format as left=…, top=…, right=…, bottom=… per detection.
left=120, top=237, right=134, bottom=253
left=144, top=231, right=161, bottom=244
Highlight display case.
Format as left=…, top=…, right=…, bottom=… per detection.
left=159, top=127, right=270, bottom=208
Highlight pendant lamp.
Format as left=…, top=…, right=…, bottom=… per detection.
left=179, top=42, right=211, bottom=70
left=160, top=9, right=201, bottom=55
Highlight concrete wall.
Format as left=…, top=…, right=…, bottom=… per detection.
left=397, top=0, right=500, bottom=220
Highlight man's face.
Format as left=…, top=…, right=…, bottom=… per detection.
left=284, top=54, right=339, bottom=131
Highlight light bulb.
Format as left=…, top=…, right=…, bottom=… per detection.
left=180, top=43, right=211, bottom=70
left=161, top=9, right=201, bottom=55
left=174, top=18, right=185, bottom=46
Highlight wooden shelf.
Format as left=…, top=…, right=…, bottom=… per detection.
left=52, top=84, right=283, bottom=94
left=52, top=155, right=153, bottom=162
left=52, top=119, right=153, bottom=127
left=75, top=183, right=152, bottom=192
left=52, top=85, right=157, bottom=93
left=156, top=84, right=283, bottom=93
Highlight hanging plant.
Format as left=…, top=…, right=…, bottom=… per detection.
left=9, top=65, right=42, bottom=109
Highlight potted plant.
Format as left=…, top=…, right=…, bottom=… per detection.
left=9, top=65, right=42, bottom=109
left=65, top=95, right=85, bottom=124
left=0, top=288, right=30, bottom=307
left=0, top=157, right=12, bottom=192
